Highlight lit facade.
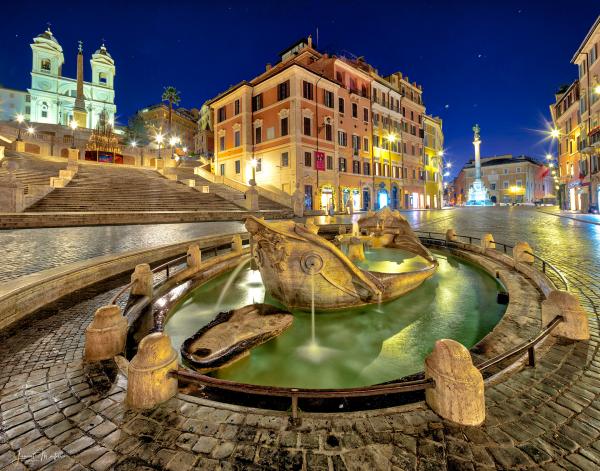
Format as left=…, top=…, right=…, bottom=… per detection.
left=0, top=87, right=30, bottom=121
left=423, top=115, right=444, bottom=208
left=458, top=155, right=552, bottom=205
left=28, top=27, right=116, bottom=129
left=138, top=104, right=198, bottom=152
left=210, top=37, right=430, bottom=211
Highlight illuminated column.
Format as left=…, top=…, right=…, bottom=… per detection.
left=473, top=124, right=481, bottom=181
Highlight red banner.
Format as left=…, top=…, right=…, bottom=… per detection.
left=315, top=151, right=325, bottom=171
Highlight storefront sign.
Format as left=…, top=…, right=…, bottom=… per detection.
left=315, top=151, right=325, bottom=171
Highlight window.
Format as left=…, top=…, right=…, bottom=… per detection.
left=256, top=158, right=262, bottom=172
left=516, top=180, right=522, bottom=187
left=281, top=152, right=289, bottom=167
left=234, top=99, right=240, bottom=115
left=338, top=97, right=345, bottom=113
left=374, top=135, right=380, bottom=148
left=338, top=131, right=347, bottom=146
left=363, top=137, right=369, bottom=152
left=266, top=127, right=275, bottom=140
left=99, top=72, right=108, bottom=84
left=324, top=90, right=334, bottom=108
left=234, top=130, right=241, bottom=147
left=220, top=163, right=225, bottom=176
left=363, top=162, right=370, bottom=175
left=41, top=59, right=51, bottom=71
left=303, top=117, right=311, bottom=136
left=252, top=94, right=263, bottom=112
left=325, top=123, right=332, bottom=141
left=363, top=108, right=369, bottom=122
left=503, top=181, right=509, bottom=189
left=352, top=135, right=360, bottom=154
left=41, top=102, right=48, bottom=118
left=235, top=160, right=241, bottom=174
left=504, top=169, right=508, bottom=174
left=352, top=103, right=358, bottom=118
left=353, top=161, right=361, bottom=174
left=303, top=81, right=314, bottom=100
left=516, top=167, right=521, bottom=173
left=304, top=152, right=312, bottom=167
left=218, top=107, right=226, bottom=122
left=490, top=183, right=496, bottom=190
left=219, top=136, right=225, bottom=151
left=326, top=155, right=333, bottom=170
left=281, top=117, right=288, bottom=136
left=255, top=126, right=262, bottom=144
left=278, top=81, right=290, bottom=101
left=339, top=157, right=347, bottom=172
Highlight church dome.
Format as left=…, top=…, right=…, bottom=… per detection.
left=36, top=27, right=59, bottom=45
left=34, top=27, right=63, bottom=52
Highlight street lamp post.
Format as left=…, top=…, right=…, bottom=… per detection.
left=250, top=158, right=257, bottom=186
left=385, top=133, right=397, bottom=208
left=69, top=120, right=78, bottom=149
left=15, top=114, right=25, bottom=141
left=155, top=133, right=164, bottom=160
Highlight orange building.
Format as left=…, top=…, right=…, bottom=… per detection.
left=210, top=37, right=430, bottom=211
left=138, top=103, right=199, bottom=153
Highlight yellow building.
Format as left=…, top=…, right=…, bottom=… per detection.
left=423, top=115, right=444, bottom=208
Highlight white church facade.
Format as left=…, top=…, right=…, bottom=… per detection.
left=28, top=27, right=116, bottom=129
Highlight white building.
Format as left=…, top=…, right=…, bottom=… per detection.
left=28, top=27, right=116, bottom=129
left=0, top=87, right=29, bottom=121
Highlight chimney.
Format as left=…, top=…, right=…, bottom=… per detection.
left=308, top=35, right=312, bottom=48
left=266, top=63, right=272, bottom=71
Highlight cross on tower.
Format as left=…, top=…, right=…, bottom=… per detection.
left=46, top=22, right=52, bottom=32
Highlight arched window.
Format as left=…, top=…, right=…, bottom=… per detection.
left=41, top=102, right=49, bottom=118
left=41, top=59, right=51, bottom=71
left=99, top=72, right=108, bottom=84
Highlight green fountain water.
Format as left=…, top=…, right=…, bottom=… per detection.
left=165, top=249, right=506, bottom=389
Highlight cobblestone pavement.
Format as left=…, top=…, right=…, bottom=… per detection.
left=1, top=207, right=600, bottom=470
left=0, top=221, right=245, bottom=283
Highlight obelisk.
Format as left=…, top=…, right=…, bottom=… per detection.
left=465, top=124, right=493, bottom=206
left=73, top=41, right=87, bottom=129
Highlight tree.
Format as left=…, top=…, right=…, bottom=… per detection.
left=161, top=86, right=181, bottom=133
left=125, top=113, right=150, bottom=146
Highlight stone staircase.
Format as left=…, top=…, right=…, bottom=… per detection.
left=27, top=163, right=247, bottom=213
left=0, top=151, right=65, bottom=194
left=172, top=167, right=287, bottom=211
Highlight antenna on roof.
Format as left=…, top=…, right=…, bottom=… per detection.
left=316, top=27, right=319, bottom=49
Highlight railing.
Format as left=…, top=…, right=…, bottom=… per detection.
left=171, top=369, right=435, bottom=422
left=414, top=231, right=568, bottom=291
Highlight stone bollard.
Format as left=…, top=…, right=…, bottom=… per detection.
left=231, top=234, right=243, bottom=253
left=425, top=339, right=485, bottom=426
left=131, top=263, right=153, bottom=298
left=305, top=217, right=319, bottom=234
left=445, top=229, right=457, bottom=242
left=126, top=332, right=179, bottom=409
left=0, top=179, right=25, bottom=212
left=542, top=290, right=590, bottom=340
left=513, top=241, right=534, bottom=264
left=84, top=305, right=128, bottom=362
left=245, top=187, right=259, bottom=211
left=67, top=147, right=80, bottom=162
left=481, top=233, right=496, bottom=250
left=187, top=244, right=201, bottom=271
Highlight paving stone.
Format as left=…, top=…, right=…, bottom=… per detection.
left=63, top=436, right=95, bottom=455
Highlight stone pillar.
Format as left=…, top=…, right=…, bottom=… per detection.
left=542, top=290, right=590, bottom=340
left=15, top=141, right=25, bottom=152
left=84, top=305, right=128, bottom=361
left=425, top=338, right=485, bottom=426
left=292, top=183, right=304, bottom=218
left=68, top=147, right=80, bottom=163
left=513, top=241, right=534, bottom=264
left=481, top=233, right=495, bottom=250
left=187, top=245, right=201, bottom=271
left=131, top=263, right=153, bottom=298
left=126, top=332, right=179, bottom=409
left=245, top=186, right=259, bottom=211
left=445, top=229, right=457, bottom=242
left=231, top=234, right=243, bottom=253
left=305, top=217, right=319, bottom=234
left=0, top=179, right=25, bottom=212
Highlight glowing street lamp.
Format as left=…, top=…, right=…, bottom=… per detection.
left=131, top=140, right=137, bottom=148
left=594, top=84, right=600, bottom=95
left=250, top=157, right=258, bottom=185
left=69, top=120, right=78, bottom=149
left=546, top=153, right=552, bottom=160
left=155, top=133, right=164, bottom=158
left=182, top=147, right=188, bottom=154
left=15, top=113, right=25, bottom=141
left=550, top=128, right=560, bottom=139
left=446, top=162, right=452, bottom=169
left=438, top=150, right=444, bottom=157
left=26, top=126, right=35, bottom=136
left=169, top=136, right=178, bottom=147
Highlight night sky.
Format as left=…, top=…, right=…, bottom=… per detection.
left=0, top=1, right=598, bottom=176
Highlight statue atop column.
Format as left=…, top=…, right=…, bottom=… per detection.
left=472, top=124, right=481, bottom=142
left=465, top=124, right=493, bottom=206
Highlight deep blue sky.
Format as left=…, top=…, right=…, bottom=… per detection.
left=1, top=1, right=598, bottom=176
